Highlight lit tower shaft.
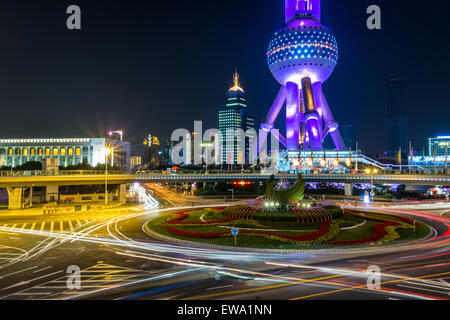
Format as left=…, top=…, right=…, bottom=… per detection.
left=261, top=0, right=345, bottom=152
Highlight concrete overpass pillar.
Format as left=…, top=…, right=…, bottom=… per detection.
left=46, top=185, right=59, bottom=203
left=7, top=187, right=23, bottom=210
left=344, top=183, right=353, bottom=196
left=119, top=184, right=127, bottom=204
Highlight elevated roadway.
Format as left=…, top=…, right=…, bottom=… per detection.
left=1, top=172, right=450, bottom=188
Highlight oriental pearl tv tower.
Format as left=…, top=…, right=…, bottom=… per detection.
left=262, top=0, right=345, bottom=152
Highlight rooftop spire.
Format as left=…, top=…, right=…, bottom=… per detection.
left=228, top=71, right=244, bottom=93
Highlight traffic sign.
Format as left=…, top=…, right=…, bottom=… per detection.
left=231, top=227, right=239, bottom=246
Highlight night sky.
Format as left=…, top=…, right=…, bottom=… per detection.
left=0, top=0, right=449, bottom=155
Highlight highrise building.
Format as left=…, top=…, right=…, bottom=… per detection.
left=142, top=134, right=160, bottom=169
left=218, top=72, right=255, bottom=164
left=428, top=136, right=450, bottom=157
left=159, top=138, right=173, bottom=166
left=385, top=77, right=408, bottom=154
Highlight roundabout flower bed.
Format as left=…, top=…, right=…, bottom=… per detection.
left=149, top=206, right=429, bottom=248
left=327, top=209, right=414, bottom=244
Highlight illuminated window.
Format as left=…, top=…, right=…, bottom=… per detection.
left=15, top=148, right=21, bottom=156
left=38, top=148, right=43, bottom=156
left=75, top=147, right=81, bottom=156
left=68, top=147, right=74, bottom=155
left=60, top=148, right=66, bottom=156
left=52, top=148, right=58, bottom=156
left=30, top=148, right=36, bottom=155
left=8, top=148, right=13, bottom=155
left=45, top=148, right=51, bottom=156
left=23, top=148, right=28, bottom=156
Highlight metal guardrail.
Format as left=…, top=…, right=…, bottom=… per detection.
left=1, top=170, right=450, bottom=178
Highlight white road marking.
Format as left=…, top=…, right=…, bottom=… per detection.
left=40, top=222, right=46, bottom=232
left=0, top=266, right=39, bottom=279
left=33, top=266, right=53, bottom=274
left=397, top=283, right=448, bottom=295
left=49, top=222, right=54, bottom=233
left=59, top=221, right=64, bottom=232
left=30, top=223, right=36, bottom=231
left=12, top=292, right=53, bottom=296
left=0, top=270, right=63, bottom=292
left=20, top=223, right=27, bottom=230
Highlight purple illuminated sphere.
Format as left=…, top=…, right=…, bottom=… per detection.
left=267, top=19, right=338, bottom=86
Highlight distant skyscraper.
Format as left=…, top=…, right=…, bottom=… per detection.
left=159, top=138, right=173, bottom=166
left=385, top=77, right=408, bottom=154
left=340, top=122, right=356, bottom=150
left=142, top=134, right=160, bottom=169
left=218, top=72, right=255, bottom=164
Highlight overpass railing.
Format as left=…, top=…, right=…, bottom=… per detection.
left=0, top=170, right=449, bottom=178
left=0, top=170, right=126, bottom=177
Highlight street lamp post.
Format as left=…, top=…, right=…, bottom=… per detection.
left=365, top=168, right=378, bottom=203
left=105, top=148, right=112, bottom=205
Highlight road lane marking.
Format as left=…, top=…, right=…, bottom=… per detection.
left=20, top=223, right=27, bottom=230
left=0, top=266, right=39, bottom=279
left=40, top=222, right=46, bottom=232
left=49, top=222, right=54, bottom=233
left=290, top=271, right=450, bottom=300
left=12, top=292, right=53, bottom=296
left=184, top=274, right=340, bottom=300
left=396, top=283, right=448, bottom=295
left=30, top=223, right=36, bottom=231
left=59, top=221, right=64, bottom=232
left=68, top=221, right=73, bottom=232
left=11, top=224, right=17, bottom=229
left=76, top=220, right=81, bottom=227
left=33, top=266, right=53, bottom=274
left=0, top=270, right=63, bottom=292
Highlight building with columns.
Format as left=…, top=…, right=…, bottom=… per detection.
left=0, top=138, right=130, bottom=171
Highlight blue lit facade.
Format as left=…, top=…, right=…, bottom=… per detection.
left=267, top=29, right=338, bottom=67
left=428, top=136, right=450, bottom=157
left=218, top=73, right=255, bottom=164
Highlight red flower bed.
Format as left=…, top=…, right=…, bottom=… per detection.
left=166, top=226, right=228, bottom=238
left=328, top=210, right=401, bottom=244
left=165, top=219, right=331, bottom=241
left=166, top=210, right=237, bottom=225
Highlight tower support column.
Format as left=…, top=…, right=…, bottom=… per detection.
left=313, top=83, right=346, bottom=150
left=301, top=77, right=322, bottom=150
left=286, top=82, right=300, bottom=151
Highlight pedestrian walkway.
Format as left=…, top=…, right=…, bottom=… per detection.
left=0, top=219, right=95, bottom=233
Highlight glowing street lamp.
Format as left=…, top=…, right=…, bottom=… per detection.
left=364, top=167, right=379, bottom=202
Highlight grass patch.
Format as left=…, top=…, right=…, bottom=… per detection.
left=395, top=221, right=430, bottom=241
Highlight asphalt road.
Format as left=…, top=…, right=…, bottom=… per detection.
left=0, top=187, right=449, bottom=300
